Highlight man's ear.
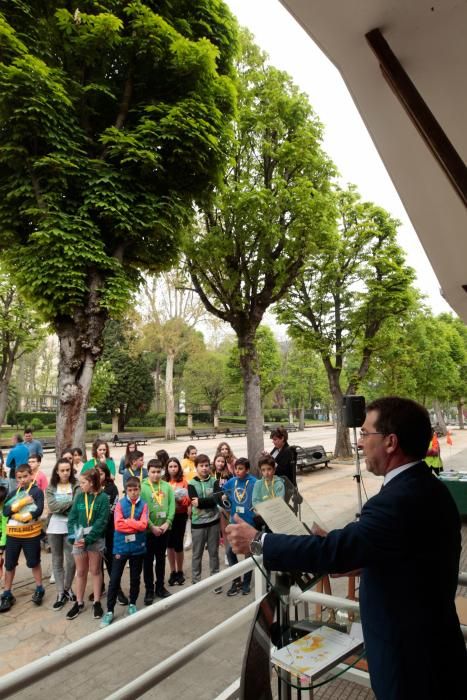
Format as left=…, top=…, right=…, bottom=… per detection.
left=386, top=433, right=399, bottom=454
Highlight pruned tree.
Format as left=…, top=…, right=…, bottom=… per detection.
left=0, top=1, right=237, bottom=453
left=185, top=31, right=335, bottom=465
left=277, top=186, right=415, bottom=457
left=182, top=349, right=229, bottom=425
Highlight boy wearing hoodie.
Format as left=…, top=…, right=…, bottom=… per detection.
left=100, top=477, right=148, bottom=626
left=141, top=459, right=175, bottom=604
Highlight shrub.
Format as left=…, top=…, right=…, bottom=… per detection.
left=86, top=420, right=101, bottom=430
left=29, top=418, right=44, bottom=431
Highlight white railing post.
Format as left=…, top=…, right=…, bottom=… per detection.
left=254, top=556, right=267, bottom=599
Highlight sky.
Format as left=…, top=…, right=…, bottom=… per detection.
left=225, top=0, right=453, bottom=318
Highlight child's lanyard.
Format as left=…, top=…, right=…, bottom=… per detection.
left=130, top=501, right=136, bottom=519
left=265, top=477, right=275, bottom=499
left=129, top=468, right=143, bottom=482
left=84, top=493, right=96, bottom=525
left=234, top=479, right=249, bottom=503
left=16, top=481, right=35, bottom=497
left=149, top=481, right=164, bottom=505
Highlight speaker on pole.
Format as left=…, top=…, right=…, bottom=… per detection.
left=343, top=395, right=366, bottom=428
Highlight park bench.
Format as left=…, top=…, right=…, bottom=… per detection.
left=112, top=433, right=149, bottom=447
left=224, top=427, right=248, bottom=437
left=264, top=423, right=300, bottom=433
left=40, top=439, right=56, bottom=453
left=294, top=444, right=331, bottom=473
left=190, top=429, right=218, bottom=439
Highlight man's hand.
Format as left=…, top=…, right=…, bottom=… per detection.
left=311, top=523, right=328, bottom=537
left=225, top=514, right=259, bottom=555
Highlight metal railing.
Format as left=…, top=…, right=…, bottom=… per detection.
left=0, top=564, right=465, bottom=698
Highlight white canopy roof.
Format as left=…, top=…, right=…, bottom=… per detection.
left=280, top=0, right=467, bottom=321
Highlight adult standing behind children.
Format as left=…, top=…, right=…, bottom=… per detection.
left=82, top=440, right=116, bottom=477
left=188, top=454, right=222, bottom=592
left=141, top=459, right=175, bottom=604
left=0, top=464, right=45, bottom=612
left=100, top=476, right=148, bottom=627
left=166, top=457, right=190, bottom=586
left=23, top=428, right=43, bottom=458
left=268, top=427, right=296, bottom=485
left=66, top=468, right=109, bottom=620
left=46, top=458, right=80, bottom=610
left=5, top=435, right=29, bottom=492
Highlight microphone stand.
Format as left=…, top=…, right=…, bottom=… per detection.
left=352, top=426, right=363, bottom=519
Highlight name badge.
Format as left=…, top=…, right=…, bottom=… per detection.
left=125, top=534, right=136, bottom=543
left=83, top=527, right=91, bottom=535
left=158, top=511, right=166, bottom=519
left=236, top=506, right=245, bottom=514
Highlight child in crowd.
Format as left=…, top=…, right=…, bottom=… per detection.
left=123, top=450, right=148, bottom=490
left=82, top=440, right=116, bottom=477
left=100, top=476, right=148, bottom=627
left=0, top=464, right=45, bottom=612
left=28, top=454, right=48, bottom=492
left=141, top=459, right=175, bottom=604
left=182, top=445, right=197, bottom=550
left=215, top=442, right=236, bottom=475
left=71, top=447, right=84, bottom=472
left=118, top=441, right=138, bottom=475
left=67, top=468, right=109, bottom=620
left=212, top=453, right=231, bottom=553
left=0, top=484, right=8, bottom=581
left=222, top=458, right=257, bottom=596
left=46, top=458, right=80, bottom=610
left=97, top=464, right=127, bottom=605
left=188, top=454, right=222, bottom=591
left=252, top=455, right=285, bottom=507
left=60, top=448, right=73, bottom=464
left=156, top=450, right=170, bottom=469
left=166, top=457, right=190, bottom=585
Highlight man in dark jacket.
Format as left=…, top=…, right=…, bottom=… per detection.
left=227, top=397, right=467, bottom=700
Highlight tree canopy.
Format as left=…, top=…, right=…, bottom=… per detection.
left=0, top=1, right=238, bottom=451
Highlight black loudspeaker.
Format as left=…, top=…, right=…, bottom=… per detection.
left=343, top=395, right=366, bottom=428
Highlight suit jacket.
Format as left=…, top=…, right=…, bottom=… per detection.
left=263, top=462, right=467, bottom=700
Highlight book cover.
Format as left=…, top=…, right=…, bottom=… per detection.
left=271, top=625, right=363, bottom=681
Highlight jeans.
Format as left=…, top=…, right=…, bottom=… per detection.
left=226, top=544, right=252, bottom=591
left=48, top=533, right=75, bottom=594
left=107, top=554, right=144, bottom=612
left=144, top=531, right=169, bottom=592
left=191, top=522, right=220, bottom=583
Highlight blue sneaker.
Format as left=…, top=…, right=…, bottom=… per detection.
left=127, top=604, right=138, bottom=615
left=100, top=611, right=114, bottom=627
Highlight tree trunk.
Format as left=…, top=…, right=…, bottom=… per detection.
left=299, top=405, right=305, bottom=431
left=433, top=399, right=447, bottom=435
left=0, top=378, right=10, bottom=429
left=55, top=330, right=100, bottom=456
left=118, top=402, right=125, bottom=432
left=288, top=408, right=294, bottom=424
left=111, top=413, right=119, bottom=434
left=457, top=400, right=464, bottom=430
left=165, top=351, right=176, bottom=440
left=238, top=335, right=264, bottom=473
left=0, top=348, right=16, bottom=430
left=187, top=412, right=193, bottom=430
left=327, top=373, right=352, bottom=458
left=55, top=276, right=107, bottom=456
left=213, top=410, right=219, bottom=429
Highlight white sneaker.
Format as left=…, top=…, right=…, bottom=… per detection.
left=224, top=554, right=229, bottom=566
left=49, top=573, right=56, bottom=584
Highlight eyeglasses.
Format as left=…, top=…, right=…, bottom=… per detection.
left=359, top=430, right=384, bottom=439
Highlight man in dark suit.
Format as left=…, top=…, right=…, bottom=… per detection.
left=227, top=397, right=467, bottom=699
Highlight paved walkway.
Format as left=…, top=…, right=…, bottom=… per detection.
left=0, top=426, right=466, bottom=698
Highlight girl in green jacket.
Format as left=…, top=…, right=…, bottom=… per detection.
left=67, top=468, right=109, bottom=621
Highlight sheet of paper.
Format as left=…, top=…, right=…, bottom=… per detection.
left=255, top=497, right=309, bottom=536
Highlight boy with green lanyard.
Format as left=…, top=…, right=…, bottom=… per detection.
left=188, top=454, right=222, bottom=591
left=252, top=455, right=286, bottom=507
left=141, top=459, right=175, bottom=604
